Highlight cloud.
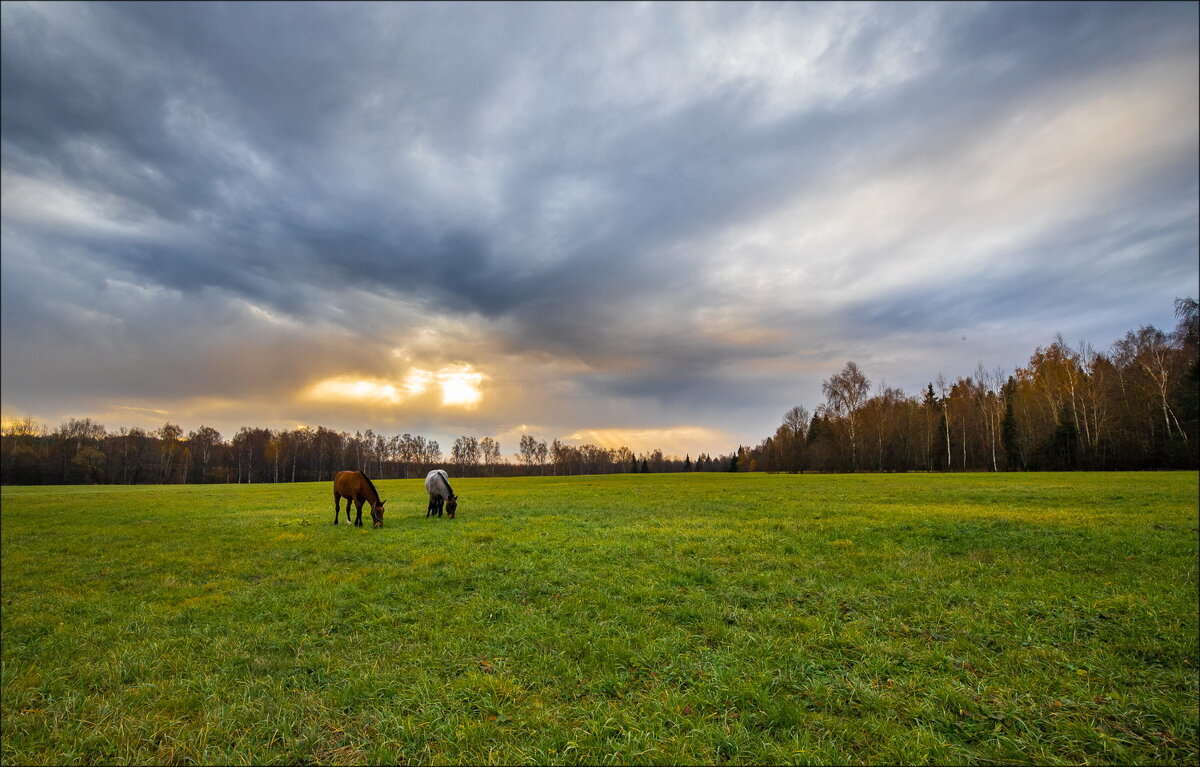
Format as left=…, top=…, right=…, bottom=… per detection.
left=301, top=365, right=485, bottom=409
left=2, top=1, right=1196, bottom=451
left=690, top=49, right=1198, bottom=313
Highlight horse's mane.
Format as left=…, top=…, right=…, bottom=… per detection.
left=441, top=473, right=455, bottom=498
left=360, top=472, right=380, bottom=500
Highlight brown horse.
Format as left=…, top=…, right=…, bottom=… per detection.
left=333, top=470, right=386, bottom=528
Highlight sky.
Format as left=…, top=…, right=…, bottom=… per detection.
left=2, top=1, right=1198, bottom=459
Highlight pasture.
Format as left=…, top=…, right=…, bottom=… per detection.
left=2, top=472, right=1197, bottom=765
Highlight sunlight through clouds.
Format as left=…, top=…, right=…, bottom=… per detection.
left=436, top=365, right=485, bottom=407
left=401, top=369, right=435, bottom=396
left=301, top=364, right=485, bottom=409
left=303, top=376, right=404, bottom=405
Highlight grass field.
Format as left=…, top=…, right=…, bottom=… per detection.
left=1, top=471, right=1197, bottom=765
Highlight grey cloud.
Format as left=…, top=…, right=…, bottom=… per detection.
left=3, top=1, right=1196, bottom=442
left=844, top=199, right=1199, bottom=350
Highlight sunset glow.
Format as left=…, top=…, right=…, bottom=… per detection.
left=436, top=366, right=484, bottom=407
left=567, top=426, right=739, bottom=457
left=304, top=377, right=404, bottom=405
left=302, top=365, right=485, bottom=409
left=401, top=369, right=435, bottom=396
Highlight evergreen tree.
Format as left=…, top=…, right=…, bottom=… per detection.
left=936, top=404, right=950, bottom=471
left=684, top=454, right=692, bottom=471
left=1176, top=356, right=1200, bottom=468
left=922, top=383, right=939, bottom=471
left=807, top=413, right=823, bottom=444
left=1001, top=377, right=1022, bottom=470
left=923, top=383, right=937, bottom=407
left=1002, top=397, right=1021, bottom=470
left=1050, top=404, right=1079, bottom=470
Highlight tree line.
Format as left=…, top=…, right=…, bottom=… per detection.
left=739, top=298, right=1198, bottom=473
left=0, top=419, right=713, bottom=485
left=2, top=298, right=1195, bottom=484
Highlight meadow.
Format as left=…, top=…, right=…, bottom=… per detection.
left=1, top=471, right=1197, bottom=766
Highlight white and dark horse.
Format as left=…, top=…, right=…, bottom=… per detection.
left=425, top=469, right=458, bottom=518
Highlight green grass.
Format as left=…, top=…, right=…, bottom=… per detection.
left=2, top=472, right=1197, bottom=765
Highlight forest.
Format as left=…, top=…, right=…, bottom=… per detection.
left=743, top=297, right=1198, bottom=473
left=1, top=298, right=1196, bottom=484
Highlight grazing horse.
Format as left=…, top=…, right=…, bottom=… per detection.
left=333, top=470, right=386, bottom=528
left=425, top=469, right=458, bottom=519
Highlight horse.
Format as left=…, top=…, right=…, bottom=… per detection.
left=425, top=469, right=458, bottom=519
left=333, top=470, right=386, bottom=528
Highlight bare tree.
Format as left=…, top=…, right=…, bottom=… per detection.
left=479, top=437, right=501, bottom=475
left=534, top=439, right=549, bottom=475
left=823, top=362, right=870, bottom=471
left=518, top=434, right=539, bottom=471
left=782, top=405, right=809, bottom=440
left=1114, top=326, right=1188, bottom=445
left=936, top=374, right=951, bottom=469
left=550, top=439, right=567, bottom=475
left=187, top=426, right=222, bottom=483
left=155, top=423, right=184, bottom=483
left=614, top=445, right=635, bottom=473
left=975, top=364, right=1005, bottom=472
left=451, top=435, right=481, bottom=476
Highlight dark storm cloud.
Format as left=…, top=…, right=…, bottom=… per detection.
left=2, top=1, right=1197, bottom=441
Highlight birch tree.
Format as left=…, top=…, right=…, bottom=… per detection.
left=822, top=362, right=870, bottom=471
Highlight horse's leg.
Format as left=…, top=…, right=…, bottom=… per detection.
left=436, top=497, right=444, bottom=518
left=354, top=498, right=364, bottom=526
left=426, top=496, right=434, bottom=518
left=333, top=493, right=340, bottom=525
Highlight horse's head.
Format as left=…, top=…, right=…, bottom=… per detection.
left=446, top=495, right=458, bottom=519
left=371, top=500, right=386, bottom=528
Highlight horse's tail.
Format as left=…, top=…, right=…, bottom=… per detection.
left=360, top=471, right=380, bottom=501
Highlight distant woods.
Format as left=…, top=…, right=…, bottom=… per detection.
left=2, top=298, right=1196, bottom=484
left=743, top=297, right=1199, bottom=473
left=0, top=421, right=709, bottom=486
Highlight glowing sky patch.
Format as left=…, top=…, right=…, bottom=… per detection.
left=301, top=365, right=485, bottom=409
left=567, top=426, right=741, bottom=457
left=304, top=376, right=404, bottom=405
left=402, top=369, right=435, bottom=396
left=436, top=366, right=485, bottom=407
